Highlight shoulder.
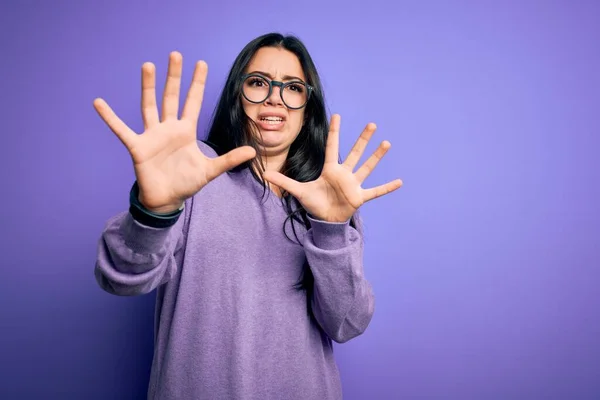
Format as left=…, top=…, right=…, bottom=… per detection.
left=193, top=139, right=248, bottom=191
left=196, top=139, right=218, bottom=158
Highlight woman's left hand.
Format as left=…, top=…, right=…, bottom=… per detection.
left=263, top=114, right=403, bottom=223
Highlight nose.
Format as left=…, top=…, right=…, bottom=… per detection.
left=265, top=81, right=284, bottom=106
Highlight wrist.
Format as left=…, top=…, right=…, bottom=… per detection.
left=129, top=181, right=184, bottom=228
left=307, top=214, right=352, bottom=250
left=139, top=196, right=184, bottom=215
left=307, top=212, right=351, bottom=224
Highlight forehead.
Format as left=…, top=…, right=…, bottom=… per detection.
left=246, top=47, right=305, bottom=80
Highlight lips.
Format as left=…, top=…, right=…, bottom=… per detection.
left=256, top=112, right=286, bottom=130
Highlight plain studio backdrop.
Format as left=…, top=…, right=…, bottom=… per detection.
left=1, top=1, right=598, bottom=399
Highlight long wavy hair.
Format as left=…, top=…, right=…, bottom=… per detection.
left=204, top=32, right=360, bottom=315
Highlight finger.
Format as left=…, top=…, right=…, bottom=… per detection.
left=181, top=60, right=208, bottom=122
left=262, top=170, right=304, bottom=198
left=363, top=179, right=403, bottom=202
left=355, top=140, right=392, bottom=183
left=162, top=51, right=183, bottom=121
left=343, top=122, right=376, bottom=170
left=93, top=98, right=138, bottom=149
left=325, top=114, right=340, bottom=164
left=141, top=62, right=159, bottom=129
left=208, top=146, right=256, bottom=179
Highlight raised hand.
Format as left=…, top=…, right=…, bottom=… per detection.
left=263, top=114, right=402, bottom=223
left=93, top=52, right=256, bottom=213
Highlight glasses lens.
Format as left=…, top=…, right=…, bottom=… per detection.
left=242, top=76, right=270, bottom=103
left=282, top=82, right=308, bottom=109
left=242, top=76, right=309, bottom=108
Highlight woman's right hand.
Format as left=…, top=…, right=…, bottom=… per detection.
left=93, top=51, right=256, bottom=214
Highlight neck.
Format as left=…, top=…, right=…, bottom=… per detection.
left=255, top=150, right=289, bottom=197
left=262, top=154, right=287, bottom=173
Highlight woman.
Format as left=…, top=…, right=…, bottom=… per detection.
left=93, top=32, right=402, bottom=400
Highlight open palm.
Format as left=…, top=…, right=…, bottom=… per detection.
left=263, top=114, right=402, bottom=223
left=93, top=52, right=255, bottom=213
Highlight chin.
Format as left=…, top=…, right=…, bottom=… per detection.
left=257, top=141, right=287, bottom=154
left=256, top=131, right=288, bottom=147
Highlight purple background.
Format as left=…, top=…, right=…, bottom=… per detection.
left=2, top=1, right=599, bottom=399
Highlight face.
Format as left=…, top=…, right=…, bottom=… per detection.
left=241, top=46, right=307, bottom=158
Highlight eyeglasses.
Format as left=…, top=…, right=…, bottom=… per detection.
left=241, top=73, right=313, bottom=109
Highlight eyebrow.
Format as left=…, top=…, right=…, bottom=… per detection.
left=249, top=70, right=305, bottom=82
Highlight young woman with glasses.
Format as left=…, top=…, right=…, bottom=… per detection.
left=93, top=32, right=402, bottom=400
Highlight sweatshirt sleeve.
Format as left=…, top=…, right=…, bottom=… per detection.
left=302, top=214, right=375, bottom=343
left=94, top=199, right=190, bottom=296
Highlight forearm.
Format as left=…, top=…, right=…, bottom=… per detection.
left=303, top=215, right=375, bottom=343
left=94, top=200, right=187, bottom=296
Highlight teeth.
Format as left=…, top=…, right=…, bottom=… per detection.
left=261, top=116, right=283, bottom=124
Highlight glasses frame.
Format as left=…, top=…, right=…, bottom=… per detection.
left=240, top=73, right=314, bottom=110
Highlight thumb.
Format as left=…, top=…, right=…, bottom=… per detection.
left=209, top=146, right=256, bottom=178
left=263, top=171, right=303, bottom=197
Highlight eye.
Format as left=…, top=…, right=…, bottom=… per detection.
left=248, top=77, right=268, bottom=87
left=286, top=83, right=305, bottom=93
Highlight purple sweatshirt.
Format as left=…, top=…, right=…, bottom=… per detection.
left=94, top=140, right=375, bottom=400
